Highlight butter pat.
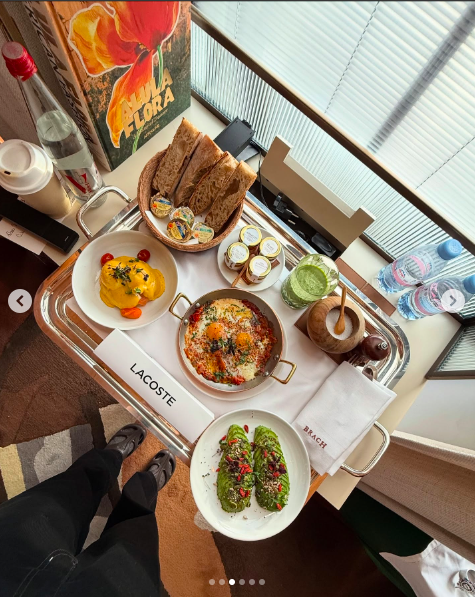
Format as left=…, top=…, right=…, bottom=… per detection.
left=94, top=329, right=214, bottom=442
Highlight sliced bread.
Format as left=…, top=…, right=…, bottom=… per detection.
left=152, top=118, right=202, bottom=195
left=173, top=135, right=223, bottom=206
left=205, top=161, right=257, bottom=233
left=188, top=152, right=238, bottom=215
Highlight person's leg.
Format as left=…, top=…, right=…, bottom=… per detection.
left=63, top=450, right=176, bottom=597
left=0, top=424, right=146, bottom=597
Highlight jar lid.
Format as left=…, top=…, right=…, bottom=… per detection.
left=0, top=140, right=53, bottom=195
left=259, top=237, right=281, bottom=259
left=227, top=242, right=249, bottom=264
left=239, top=225, right=262, bottom=247
left=249, top=255, right=271, bottom=278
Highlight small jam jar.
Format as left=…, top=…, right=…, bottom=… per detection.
left=245, top=255, right=272, bottom=284
left=224, top=242, right=250, bottom=270
left=259, top=237, right=281, bottom=262
left=239, top=225, right=262, bottom=250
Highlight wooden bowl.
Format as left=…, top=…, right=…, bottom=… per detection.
left=307, top=295, right=365, bottom=354
left=137, top=151, right=244, bottom=252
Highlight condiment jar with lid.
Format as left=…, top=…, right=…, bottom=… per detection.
left=224, top=242, right=249, bottom=271
left=259, top=237, right=281, bottom=262
left=239, top=225, right=262, bottom=251
left=244, top=255, right=271, bottom=284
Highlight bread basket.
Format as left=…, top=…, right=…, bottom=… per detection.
left=137, top=151, right=244, bottom=252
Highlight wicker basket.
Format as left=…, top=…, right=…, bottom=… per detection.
left=137, top=151, right=244, bottom=252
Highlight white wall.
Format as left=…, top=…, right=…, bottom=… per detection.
left=398, top=379, right=475, bottom=450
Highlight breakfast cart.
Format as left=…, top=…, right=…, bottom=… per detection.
left=34, top=186, right=409, bottom=507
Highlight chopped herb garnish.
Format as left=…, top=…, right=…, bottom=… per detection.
left=125, top=289, right=133, bottom=295
left=143, top=274, right=149, bottom=282
left=110, top=264, right=132, bottom=283
left=134, top=287, right=141, bottom=294
left=191, top=332, right=197, bottom=339
left=136, top=268, right=143, bottom=273
left=237, top=350, right=250, bottom=365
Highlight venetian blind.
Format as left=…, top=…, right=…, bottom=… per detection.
left=192, top=0, right=475, bottom=318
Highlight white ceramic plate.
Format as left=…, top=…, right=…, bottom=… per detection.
left=190, top=409, right=310, bottom=541
left=72, top=230, right=178, bottom=330
left=217, top=226, right=285, bottom=291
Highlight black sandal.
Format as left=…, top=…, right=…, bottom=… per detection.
left=105, top=424, right=146, bottom=461
left=148, top=450, right=176, bottom=492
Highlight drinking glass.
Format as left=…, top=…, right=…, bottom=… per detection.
left=281, top=254, right=339, bottom=309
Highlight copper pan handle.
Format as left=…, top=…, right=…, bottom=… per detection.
left=169, top=293, right=192, bottom=321
left=271, top=359, right=297, bottom=384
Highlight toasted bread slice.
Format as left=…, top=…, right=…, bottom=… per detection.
left=152, top=118, right=202, bottom=195
left=188, top=152, right=238, bottom=215
left=205, top=161, right=257, bottom=233
left=173, top=135, right=223, bottom=206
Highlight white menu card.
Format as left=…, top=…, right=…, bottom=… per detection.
left=94, top=329, right=214, bottom=442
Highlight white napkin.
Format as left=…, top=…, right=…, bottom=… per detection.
left=293, top=361, right=396, bottom=476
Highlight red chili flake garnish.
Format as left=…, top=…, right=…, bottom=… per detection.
left=245, top=490, right=250, bottom=498
left=220, top=435, right=226, bottom=442
left=251, top=442, right=255, bottom=447
left=273, top=472, right=280, bottom=478
left=237, top=474, right=241, bottom=481
left=268, top=463, right=275, bottom=470
left=216, top=468, right=220, bottom=472
left=278, top=483, right=282, bottom=492
left=242, top=450, right=248, bottom=455
left=264, top=450, right=268, bottom=458
left=226, top=455, right=233, bottom=462
left=244, top=425, right=249, bottom=433
left=239, top=488, right=245, bottom=498
left=229, top=439, right=238, bottom=445
left=276, top=503, right=282, bottom=511
left=239, top=457, right=244, bottom=461
left=271, top=451, right=276, bottom=456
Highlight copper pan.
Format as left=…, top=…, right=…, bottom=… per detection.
left=169, top=288, right=296, bottom=393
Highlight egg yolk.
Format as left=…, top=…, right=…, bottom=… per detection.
left=207, top=322, right=225, bottom=340
left=236, top=332, right=252, bottom=350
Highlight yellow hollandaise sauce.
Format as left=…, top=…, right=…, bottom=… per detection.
left=99, top=256, right=165, bottom=310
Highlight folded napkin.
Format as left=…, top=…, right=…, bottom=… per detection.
left=293, top=361, right=396, bottom=476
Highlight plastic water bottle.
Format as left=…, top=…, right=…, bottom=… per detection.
left=398, top=275, right=475, bottom=320
left=2, top=41, right=103, bottom=204
left=377, top=239, right=462, bottom=293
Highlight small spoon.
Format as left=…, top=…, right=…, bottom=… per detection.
left=334, top=286, right=347, bottom=335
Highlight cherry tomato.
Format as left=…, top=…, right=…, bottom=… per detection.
left=137, top=249, right=150, bottom=262
left=100, top=253, right=114, bottom=266
left=137, top=296, right=149, bottom=306
left=120, top=307, right=142, bottom=319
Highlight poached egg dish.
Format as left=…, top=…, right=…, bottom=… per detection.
left=184, top=298, right=277, bottom=386
left=99, top=256, right=165, bottom=310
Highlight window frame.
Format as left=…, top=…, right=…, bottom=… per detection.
left=191, top=5, right=475, bottom=261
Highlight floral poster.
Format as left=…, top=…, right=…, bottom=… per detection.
left=54, top=1, right=190, bottom=169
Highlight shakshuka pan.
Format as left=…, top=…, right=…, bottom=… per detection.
left=184, top=298, right=277, bottom=386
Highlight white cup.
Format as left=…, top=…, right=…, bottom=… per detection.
left=0, top=139, right=72, bottom=219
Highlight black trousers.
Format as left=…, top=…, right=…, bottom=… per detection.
left=0, top=448, right=162, bottom=597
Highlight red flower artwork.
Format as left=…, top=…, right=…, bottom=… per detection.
left=69, top=1, right=180, bottom=147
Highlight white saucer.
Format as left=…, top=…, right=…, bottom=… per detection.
left=217, top=226, right=285, bottom=292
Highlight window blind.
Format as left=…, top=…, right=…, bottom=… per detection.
left=192, top=1, right=475, bottom=319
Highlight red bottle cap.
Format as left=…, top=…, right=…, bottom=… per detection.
left=2, top=41, right=37, bottom=81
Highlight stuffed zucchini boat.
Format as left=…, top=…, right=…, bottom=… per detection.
left=217, top=424, right=254, bottom=512
left=254, top=425, right=290, bottom=511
